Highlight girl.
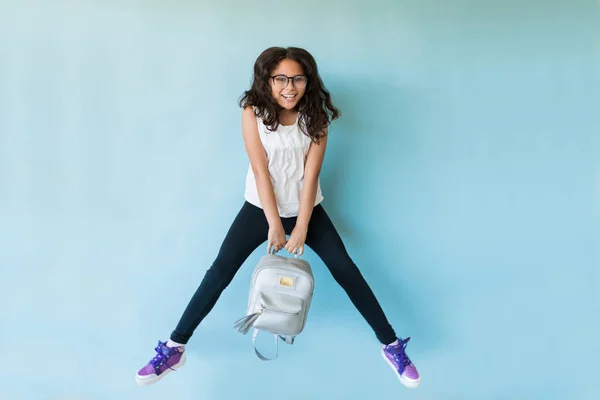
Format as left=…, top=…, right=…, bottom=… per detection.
left=135, top=47, right=420, bottom=389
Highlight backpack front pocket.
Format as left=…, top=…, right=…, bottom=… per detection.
left=253, top=292, right=305, bottom=335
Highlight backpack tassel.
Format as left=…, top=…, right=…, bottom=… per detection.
left=233, top=307, right=264, bottom=335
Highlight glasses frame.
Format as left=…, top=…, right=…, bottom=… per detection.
left=270, top=74, right=308, bottom=89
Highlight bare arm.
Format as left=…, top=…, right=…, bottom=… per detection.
left=284, top=129, right=328, bottom=256
left=241, top=107, right=285, bottom=251
left=296, top=131, right=328, bottom=230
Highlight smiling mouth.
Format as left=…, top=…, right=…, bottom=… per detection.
left=282, top=94, right=296, bottom=100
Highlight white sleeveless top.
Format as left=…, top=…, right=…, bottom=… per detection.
left=244, top=111, right=324, bottom=218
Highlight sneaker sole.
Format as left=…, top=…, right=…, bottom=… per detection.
left=381, top=349, right=420, bottom=389
left=135, top=352, right=187, bottom=386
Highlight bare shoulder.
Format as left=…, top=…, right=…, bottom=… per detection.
left=241, top=106, right=259, bottom=136
left=242, top=105, right=257, bottom=120
left=312, top=126, right=329, bottom=147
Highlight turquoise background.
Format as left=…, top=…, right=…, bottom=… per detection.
left=1, top=1, right=598, bottom=399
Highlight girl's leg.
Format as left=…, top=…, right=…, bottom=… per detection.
left=136, top=202, right=270, bottom=386
left=304, top=204, right=420, bottom=388
left=304, top=204, right=397, bottom=345
left=170, top=201, right=270, bottom=344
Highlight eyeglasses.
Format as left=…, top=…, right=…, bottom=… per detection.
left=270, top=74, right=308, bottom=89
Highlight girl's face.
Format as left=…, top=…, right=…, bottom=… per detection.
left=269, top=58, right=307, bottom=110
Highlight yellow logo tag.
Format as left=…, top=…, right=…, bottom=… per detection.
left=279, top=276, right=294, bottom=287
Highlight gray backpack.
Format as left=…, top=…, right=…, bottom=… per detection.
left=233, top=253, right=314, bottom=361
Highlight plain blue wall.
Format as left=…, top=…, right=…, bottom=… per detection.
left=1, top=1, right=598, bottom=399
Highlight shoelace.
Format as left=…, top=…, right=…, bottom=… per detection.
left=391, top=337, right=413, bottom=369
left=149, top=341, right=178, bottom=372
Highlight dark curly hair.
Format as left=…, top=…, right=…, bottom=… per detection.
left=239, top=46, right=341, bottom=144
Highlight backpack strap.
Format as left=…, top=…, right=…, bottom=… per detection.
left=279, top=335, right=295, bottom=344
left=252, top=329, right=278, bottom=361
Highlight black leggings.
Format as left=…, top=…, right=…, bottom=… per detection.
left=170, top=201, right=397, bottom=345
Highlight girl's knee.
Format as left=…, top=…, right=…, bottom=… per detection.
left=328, top=259, right=361, bottom=279
left=205, top=258, right=238, bottom=287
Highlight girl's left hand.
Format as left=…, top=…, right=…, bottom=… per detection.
left=285, top=226, right=307, bottom=256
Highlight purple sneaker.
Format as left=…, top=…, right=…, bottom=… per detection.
left=135, top=340, right=186, bottom=386
left=381, top=337, right=420, bottom=388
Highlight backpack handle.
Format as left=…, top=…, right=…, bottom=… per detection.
left=270, top=248, right=301, bottom=259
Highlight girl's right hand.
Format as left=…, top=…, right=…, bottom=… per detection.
left=267, top=225, right=287, bottom=254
